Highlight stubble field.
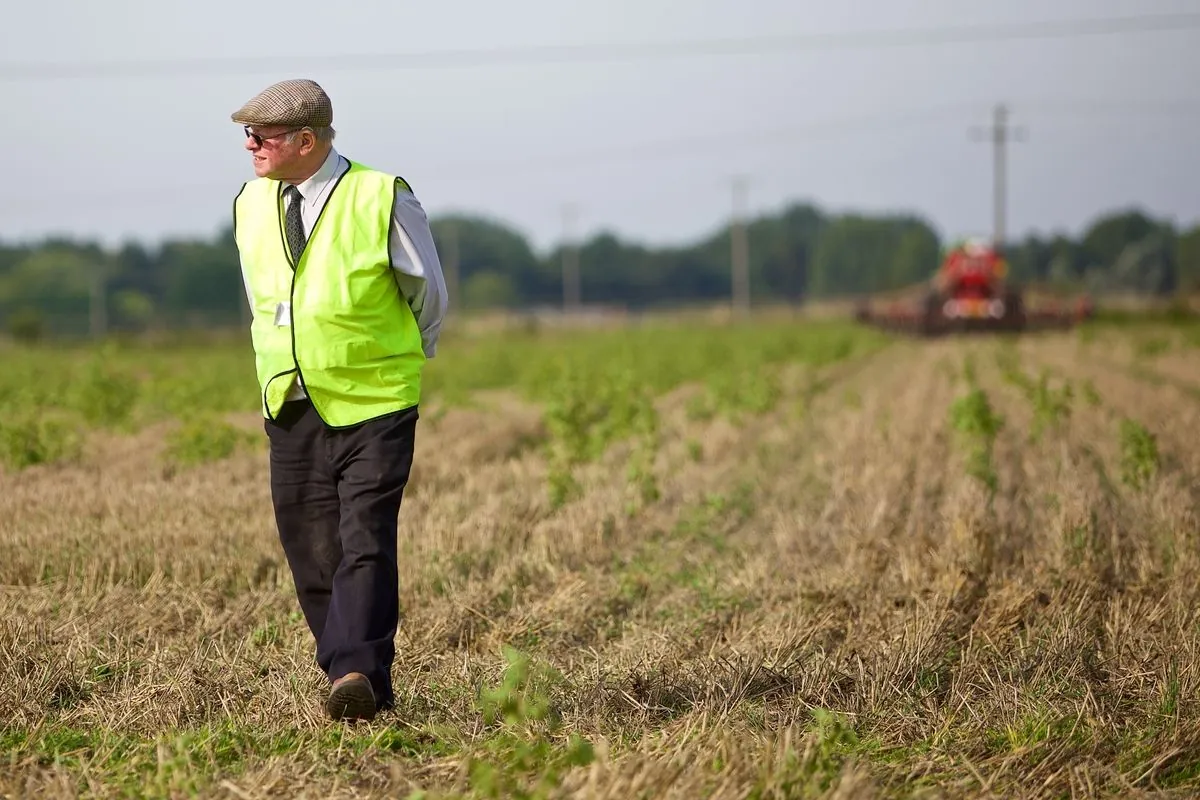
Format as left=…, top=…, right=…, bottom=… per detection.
left=1, top=311, right=1199, bottom=799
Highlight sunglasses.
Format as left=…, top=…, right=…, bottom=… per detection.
left=244, top=125, right=305, bottom=147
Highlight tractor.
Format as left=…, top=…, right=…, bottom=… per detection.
left=854, top=238, right=1093, bottom=336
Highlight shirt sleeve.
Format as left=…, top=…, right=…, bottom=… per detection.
left=388, top=181, right=449, bottom=359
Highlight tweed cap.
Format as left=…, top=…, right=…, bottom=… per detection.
left=231, top=79, right=333, bottom=128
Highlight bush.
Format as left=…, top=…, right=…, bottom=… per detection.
left=7, top=308, right=45, bottom=344
left=0, top=411, right=84, bottom=470
left=164, top=415, right=259, bottom=467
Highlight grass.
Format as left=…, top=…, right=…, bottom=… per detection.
left=2, top=312, right=1200, bottom=798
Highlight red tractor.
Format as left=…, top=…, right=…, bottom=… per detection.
left=855, top=238, right=1093, bottom=336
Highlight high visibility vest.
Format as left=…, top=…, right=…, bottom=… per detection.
left=233, top=161, right=425, bottom=428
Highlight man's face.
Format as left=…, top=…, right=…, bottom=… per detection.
left=243, top=125, right=307, bottom=179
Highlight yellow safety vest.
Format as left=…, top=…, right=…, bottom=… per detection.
left=233, top=161, right=425, bottom=428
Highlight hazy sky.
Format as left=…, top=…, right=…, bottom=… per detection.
left=2, top=0, right=1197, bottom=254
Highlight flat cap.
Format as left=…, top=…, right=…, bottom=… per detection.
left=231, top=78, right=333, bottom=128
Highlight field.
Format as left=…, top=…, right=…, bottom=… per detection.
left=2, top=310, right=1200, bottom=799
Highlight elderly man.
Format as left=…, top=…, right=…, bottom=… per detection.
left=230, top=78, right=447, bottom=722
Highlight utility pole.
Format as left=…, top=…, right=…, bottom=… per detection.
left=730, top=176, right=750, bottom=317
left=90, top=260, right=107, bottom=339
left=561, top=203, right=581, bottom=314
left=443, top=219, right=460, bottom=316
left=970, top=103, right=1025, bottom=252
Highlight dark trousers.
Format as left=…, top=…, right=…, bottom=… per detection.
left=264, top=397, right=418, bottom=710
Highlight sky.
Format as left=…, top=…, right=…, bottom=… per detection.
left=1, top=0, right=1197, bottom=255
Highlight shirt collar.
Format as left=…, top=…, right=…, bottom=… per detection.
left=290, top=147, right=343, bottom=202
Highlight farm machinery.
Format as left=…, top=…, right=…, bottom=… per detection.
left=854, top=238, right=1094, bottom=336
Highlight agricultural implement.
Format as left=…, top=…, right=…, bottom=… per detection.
left=854, top=239, right=1094, bottom=336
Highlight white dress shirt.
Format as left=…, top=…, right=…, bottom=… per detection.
left=240, top=147, right=449, bottom=403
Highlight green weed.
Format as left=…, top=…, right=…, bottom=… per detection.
left=996, top=352, right=1073, bottom=443
left=164, top=415, right=259, bottom=467
left=66, top=353, right=141, bottom=430
left=541, top=363, right=661, bottom=508
left=1118, top=418, right=1159, bottom=490
left=1134, top=336, right=1170, bottom=360
left=748, top=710, right=864, bottom=798
left=948, top=365, right=1004, bottom=497
left=468, top=645, right=596, bottom=799
left=0, top=410, right=84, bottom=470
left=1028, top=370, right=1074, bottom=443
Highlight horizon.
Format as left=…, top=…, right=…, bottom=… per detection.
left=0, top=192, right=1186, bottom=263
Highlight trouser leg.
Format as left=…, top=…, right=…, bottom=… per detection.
left=265, top=400, right=342, bottom=651
left=320, top=405, right=419, bottom=710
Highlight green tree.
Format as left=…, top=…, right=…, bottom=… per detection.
left=1174, top=225, right=1200, bottom=292
left=1078, top=209, right=1177, bottom=293
left=159, top=238, right=243, bottom=320
left=462, top=270, right=519, bottom=310
left=0, top=246, right=98, bottom=331
left=1080, top=209, right=1161, bottom=270
left=891, top=225, right=941, bottom=288
left=431, top=214, right=551, bottom=306
left=0, top=201, right=1195, bottom=332
left=809, top=215, right=939, bottom=296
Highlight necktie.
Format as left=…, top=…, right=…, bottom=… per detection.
left=284, top=185, right=307, bottom=263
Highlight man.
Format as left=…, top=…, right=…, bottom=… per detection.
left=229, top=78, right=448, bottom=722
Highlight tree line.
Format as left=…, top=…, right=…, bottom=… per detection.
left=1, top=202, right=1197, bottom=339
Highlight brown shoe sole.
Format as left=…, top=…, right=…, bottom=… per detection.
left=326, top=679, right=377, bottom=721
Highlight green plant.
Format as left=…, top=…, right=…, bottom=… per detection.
left=1028, top=369, right=1073, bottom=443
left=164, top=415, right=259, bottom=467
left=0, top=411, right=84, bottom=470
left=948, top=367, right=1004, bottom=497
left=7, top=308, right=45, bottom=343
left=541, top=361, right=661, bottom=509
left=68, top=355, right=140, bottom=430
left=469, top=646, right=596, bottom=799
left=748, top=710, right=863, bottom=798
left=996, top=353, right=1073, bottom=443
left=624, top=386, right=661, bottom=511
left=1118, top=418, right=1159, bottom=490
left=1134, top=336, right=1170, bottom=360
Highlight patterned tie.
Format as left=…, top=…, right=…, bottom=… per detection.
left=284, top=185, right=307, bottom=263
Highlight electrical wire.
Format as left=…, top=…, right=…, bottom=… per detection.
left=0, top=97, right=1195, bottom=213
left=2, top=12, right=1198, bottom=81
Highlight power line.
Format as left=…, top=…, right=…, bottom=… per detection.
left=0, top=95, right=1189, bottom=222
left=1013, top=98, right=1200, bottom=118
left=442, top=219, right=461, bottom=311
left=561, top=203, right=581, bottom=312
left=2, top=12, right=1199, bottom=81
left=0, top=103, right=985, bottom=210
left=435, top=103, right=987, bottom=180
left=0, top=97, right=1196, bottom=217
left=730, top=177, right=751, bottom=318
